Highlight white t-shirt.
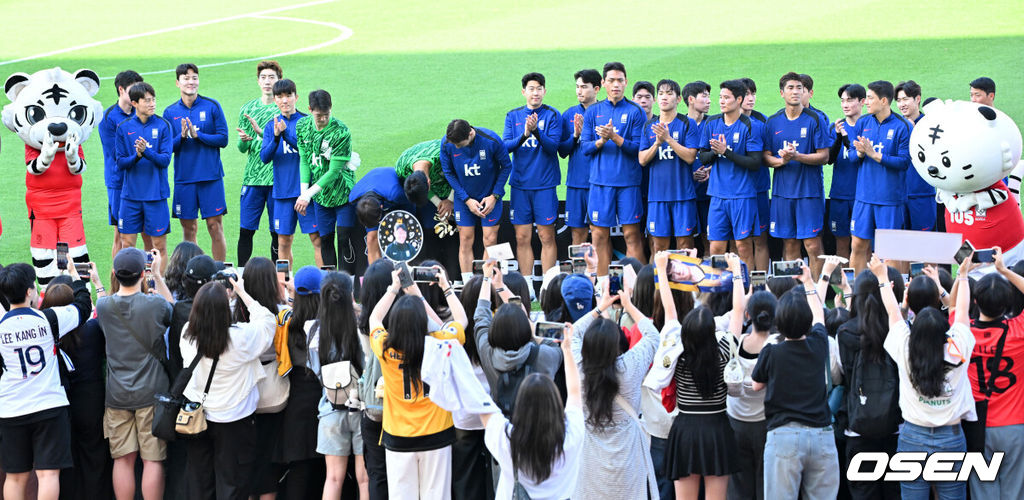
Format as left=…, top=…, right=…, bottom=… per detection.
left=485, top=406, right=585, bottom=500
left=0, top=305, right=81, bottom=418
left=884, top=320, right=976, bottom=428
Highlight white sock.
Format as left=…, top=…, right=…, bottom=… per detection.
left=462, top=272, right=473, bottom=283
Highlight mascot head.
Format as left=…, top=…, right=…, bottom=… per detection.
left=910, top=99, right=1022, bottom=194
left=2, top=67, right=103, bottom=149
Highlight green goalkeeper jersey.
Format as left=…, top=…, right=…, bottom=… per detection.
left=395, top=139, right=451, bottom=200
left=297, top=115, right=354, bottom=208
left=237, top=99, right=279, bottom=186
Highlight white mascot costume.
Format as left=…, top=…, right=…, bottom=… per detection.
left=2, top=67, right=102, bottom=284
left=910, top=100, right=1024, bottom=268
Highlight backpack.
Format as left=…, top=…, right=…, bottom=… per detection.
left=494, top=343, right=540, bottom=417
left=359, top=349, right=385, bottom=421
left=845, top=348, right=902, bottom=438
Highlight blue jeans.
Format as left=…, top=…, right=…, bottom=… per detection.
left=651, top=436, right=674, bottom=500
left=764, top=422, right=839, bottom=500
left=898, top=422, right=966, bottom=500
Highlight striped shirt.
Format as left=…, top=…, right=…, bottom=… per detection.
left=674, top=332, right=736, bottom=414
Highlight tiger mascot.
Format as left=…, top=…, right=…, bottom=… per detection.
left=3, top=67, right=103, bottom=284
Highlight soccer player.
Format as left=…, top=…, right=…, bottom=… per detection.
left=440, top=119, right=512, bottom=281
left=762, top=72, right=830, bottom=275
left=799, top=74, right=834, bottom=136
left=295, top=89, right=356, bottom=271
left=236, top=60, right=283, bottom=266
left=116, top=83, right=173, bottom=268
left=848, top=81, right=912, bottom=271
left=351, top=167, right=424, bottom=263
left=639, top=79, right=698, bottom=253
left=683, top=81, right=713, bottom=255
left=395, top=139, right=453, bottom=220
left=98, top=70, right=147, bottom=259
left=896, top=80, right=936, bottom=233
left=633, top=81, right=655, bottom=121
left=558, top=69, right=601, bottom=246
left=969, top=77, right=996, bottom=106
left=581, top=62, right=647, bottom=275
left=162, top=63, right=229, bottom=260
left=259, top=79, right=322, bottom=268
left=698, top=80, right=764, bottom=266
left=827, top=83, right=866, bottom=260
left=503, top=72, right=562, bottom=289
left=740, top=78, right=770, bottom=271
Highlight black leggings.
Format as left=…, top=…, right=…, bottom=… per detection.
left=237, top=228, right=278, bottom=266
left=360, top=414, right=388, bottom=500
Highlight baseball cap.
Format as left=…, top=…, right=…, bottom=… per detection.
left=294, top=266, right=325, bottom=295
left=184, top=255, right=221, bottom=284
left=561, top=274, right=595, bottom=322
left=112, top=248, right=146, bottom=278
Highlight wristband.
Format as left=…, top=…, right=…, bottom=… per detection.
left=442, top=286, right=453, bottom=296
left=494, top=286, right=505, bottom=293
left=482, top=277, right=491, bottom=283
left=732, top=276, right=744, bottom=281
left=96, top=287, right=106, bottom=293
left=940, top=290, right=949, bottom=298
left=805, top=289, right=819, bottom=296
left=879, top=281, right=891, bottom=288
left=843, top=293, right=853, bottom=300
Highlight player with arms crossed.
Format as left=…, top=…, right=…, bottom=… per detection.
left=558, top=69, right=601, bottom=246
left=236, top=60, right=283, bottom=265
left=98, top=70, right=147, bottom=258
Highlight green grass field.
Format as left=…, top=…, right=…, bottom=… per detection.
left=2, top=0, right=1023, bottom=278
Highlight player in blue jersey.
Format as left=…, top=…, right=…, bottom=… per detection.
left=162, top=63, right=229, bottom=260
left=581, top=62, right=647, bottom=275
left=697, top=80, right=765, bottom=266
left=115, top=83, right=174, bottom=264
left=827, top=83, right=866, bottom=260
left=633, top=81, right=655, bottom=122
left=896, top=80, right=936, bottom=233
left=799, top=74, right=834, bottom=141
left=259, top=79, right=321, bottom=268
left=352, top=167, right=423, bottom=264
left=848, top=81, right=913, bottom=271
left=558, top=69, right=601, bottom=245
left=440, top=119, right=513, bottom=281
left=740, top=78, right=771, bottom=271
left=98, top=70, right=147, bottom=258
left=969, top=77, right=996, bottom=107
left=639, top=79, right=699, bottom=253
left=762, top=72, right=831, bottom=276
left=504, top=72, right=562, bottom=287
left=683, top=81, right=713, bottom=256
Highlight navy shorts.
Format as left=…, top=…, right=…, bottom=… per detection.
left=108, top=188, right=121, bottom=226
left=851, top=201, right=904, bottom=240
left=239, top=185, right=274, bottom=231
left=173, top=178, right=227, bottom=220
left=454, top=198, right=502, bottom=227
left=273, top=197, right=318, bottom=235
left=565, top=187, right=589, bottom=228
left=708, top=197, right=760, bottom=241
left=770, top=197, right=826, bottom=240
left=828, top=199, right=853, bottom=237
left=588, top=185, right=643, bottom=228
left=510, top=187, right=558, bottom=226
left=315, top=203, right=355, bottom=236
left=0, top=407, right=73, bottom=473
left=119, top=199, right=170, bottom=237
left=646, top=200, right=699, bottom=238
left=757, top=191, right=771, bottom=234
left=905, top=196, right=937, bottom=232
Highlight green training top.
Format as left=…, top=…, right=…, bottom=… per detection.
left=297, top=115, right=354, bottom=208
left=237, top=98, right=279, bottom=186
left=394, top=139, right=451, bottom=200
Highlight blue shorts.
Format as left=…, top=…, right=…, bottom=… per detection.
left=708, top=197, right=760, bottom=242
left=757, top=191, right=771, bottom=234
left=565, top=187, right=589, bottom=228
left=173, top=179, right=227, bottom=220
left=119, top=199, right=170, bottom=237
left=239, top=185, right=274, bottom=231
left=315, top=203, right=355, bottom=236
left=828, top=199, right=854, bottom=237
left=905, top=196, right=937, bottom=232
left=510, top=187, right=558, bottom=226
left=646, top=200, right=699, bottom=238
left=454, top=198, right=503, bottom=227
left=770, top=197, right=826, bottom=240
left=588, top=185, right=643, bottom=228
left=273, top=197, right=318, bottom=235
left=851, top=201, right=904, bottom=240
left=108, top=188, right=121, bottom=226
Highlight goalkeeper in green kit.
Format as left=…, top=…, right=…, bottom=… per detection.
left=395, top=140, right=457, bottom=239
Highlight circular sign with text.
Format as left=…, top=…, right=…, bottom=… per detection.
left=379, top=210, right=423, bottom=263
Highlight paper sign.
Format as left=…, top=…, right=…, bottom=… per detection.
left=873, top=229, right=964, bottom=264
left=486, top=242, right=515, bottom=261
left=624, top=263, right=637, bottom=291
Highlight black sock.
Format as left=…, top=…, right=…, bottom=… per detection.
left=320, top=232, right=337, bottom=266
left=238, top=228, right=255, bottom=266
left=335, top=226, right=354, bottom=274
left=269, top=231, right=280, bottom=261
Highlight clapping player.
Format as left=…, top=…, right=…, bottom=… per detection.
left=558, top=69, right=601, bottom=246
left=236, top=60, right=283, bottom=265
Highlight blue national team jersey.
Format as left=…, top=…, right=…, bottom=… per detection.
left=349, top=167, right=412, bottom=210
left=851, top=112, right=912, bottom=206
left=748, top=112, right=771, bottom=194
left=581, top=98, right=647, bottom=187
left=808, top=105, right=836, bottom=142
left=440, top=127, right=513, bottom=202
left=558, top=104, right=591, bottom=189
left=163, top=95, right=229, bottom=184
left=689, top=117, right=710, bottom=200
left=115, top=115, right=174, bottom=201
left=260, top=111, right=306, bottom=200
left=99, top=104, right=133, bottom=189
left=700, top=114, right=764, bottom=199
left=504, top=104, right=562, bottom=190
left=829, top=123, right=859, bottom=201
left=906, top=113, right=936, bottom=198
left=641, top=115, right=698, bottom=202
left=762, top=108, right=830, bottom=198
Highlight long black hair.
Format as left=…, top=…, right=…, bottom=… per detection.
left=233, top=257, right=281, bottom=323
left=678, top=307, right=721, bottom=399
left=185, top=282, right=233, bottom=358
left=581, top=317, right=621, bottom=430
left=383, top=295, right=429, bottom=397
left=509, top=373, right=566, bottom=482
left=540, top=273, right=569, bottom=323
left=416, top=259, right=451, bottom=321
left=459, top=275, right=496, bottom=366
left=632, top=264, right=656, bottom=318
left=288, top=286, right=321, bottom=369
left=652, top=287, right=695, bottom=331
left=489, top=303, right=532, bottom=351
left=358, top=259, right=396, bottom=336
left=318, top=272, right=363, bottom=374
left=907, top=276, right=942, bottom=317
left=850, top=270, right=888, bottom=363
left=164, top=241, right=203, bottom=299
left=908, top=307, right=955, bottom=398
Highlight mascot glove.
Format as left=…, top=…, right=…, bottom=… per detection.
left=39, top=134, right=59, bottom=165
left=65, top=132, right=81, bottom=165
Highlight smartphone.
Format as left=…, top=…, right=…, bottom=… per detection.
left=507, top=296, right=523, bottom=308
left=568, top=245, right=587, bottom=259
left=571, top=258, right=586, bottom=275
left=320, top=265, right=336, bottom=271
left=412, top=266, right=439, bottom=284
left=536, top=321, right=564, bottom=340
left=608, top=264, right=624, bottom=295
left=750, top=270, right=767, bottom=292
left=55, top=242, right=69, bottom=271
left=974, top=248, right=996, bottom=263
left=828, top=266, right=844, bottom=285
left=559, top=261, right=573, bottom=274
left=472, top=260, right=486, bottom=275
left=909, top=262, right=925, bottom=279
left=223, top=262, right=234, bottom=269
left=74, top=263, right=91, bottom=277
left=771, top=260, right=803, bottom=277
left=710, top=254, right=728, bottom=269
left=843, top=267, right=856, bottom=284
left=398, top=262, right=414, bottom=288
left=954, top=240, right=975, bottom=265
left=276, top=259, right=290, bottom=282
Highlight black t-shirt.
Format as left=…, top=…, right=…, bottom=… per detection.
left=751, top=323, right=831, bottom=430
left=67, top=318, right=106, bottom=385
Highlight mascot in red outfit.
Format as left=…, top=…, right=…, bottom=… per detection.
left=3, top=67, right=103, bottom=284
